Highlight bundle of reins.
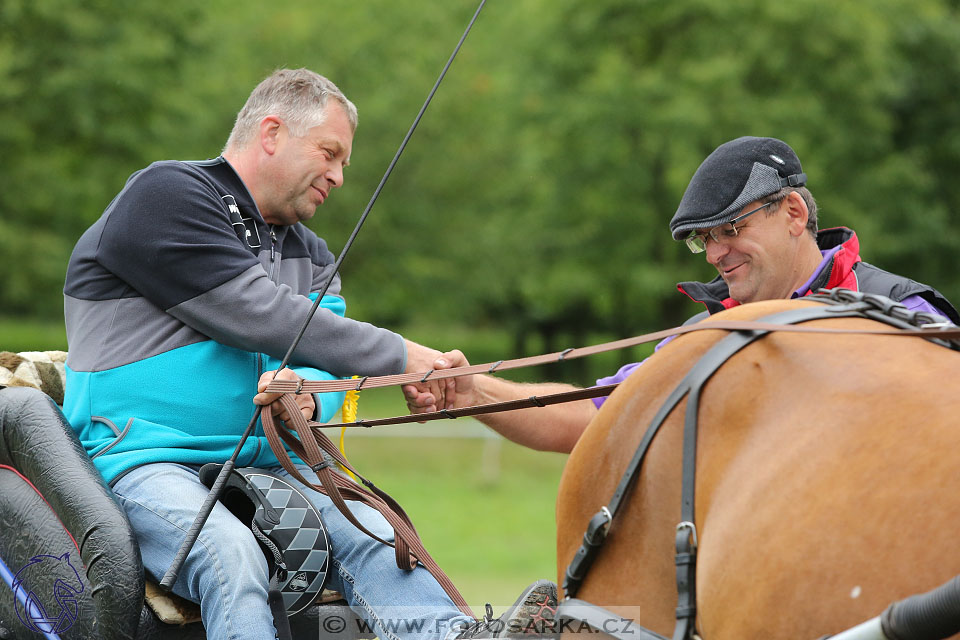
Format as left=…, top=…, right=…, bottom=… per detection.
left=260, top=396, right=474, bottom=613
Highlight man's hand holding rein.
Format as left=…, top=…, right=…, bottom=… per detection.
left=254, top=368, right=316, bottom=423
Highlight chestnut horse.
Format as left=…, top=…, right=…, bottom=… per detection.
left=556, top=297, right=960, bottom=639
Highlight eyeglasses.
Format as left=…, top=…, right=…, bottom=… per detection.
left=684, top=200, right=777, bottom=254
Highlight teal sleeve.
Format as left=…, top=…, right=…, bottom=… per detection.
left=263, top=294, right=347, bottom=423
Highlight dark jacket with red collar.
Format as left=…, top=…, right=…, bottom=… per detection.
left=677, top=227, right=960, bottom=323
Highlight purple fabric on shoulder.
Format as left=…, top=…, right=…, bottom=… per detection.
left=591, top=335, right=676, bottom=408
left=899, top=294, right=946, bottom=318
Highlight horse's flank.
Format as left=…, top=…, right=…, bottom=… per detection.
left=556, top=298, right=960, bottom=639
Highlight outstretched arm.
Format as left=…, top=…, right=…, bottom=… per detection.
left=402, top=351, right=594, bottom=454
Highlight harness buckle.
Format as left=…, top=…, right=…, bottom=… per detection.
left=676, top=521, right=698, bottom=552
left=294, top=378, right=304, bottom=394
left=584, top=506, right=613, bottom=545
left=600, top=505, right=612, bottom=526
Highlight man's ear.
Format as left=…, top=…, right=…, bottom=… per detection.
left=259, top=116, right=283, bottom=155
left=783, top=191, right=809, bottom=237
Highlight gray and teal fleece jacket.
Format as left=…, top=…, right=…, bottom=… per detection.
left=63, top=157, right=406, bottom=484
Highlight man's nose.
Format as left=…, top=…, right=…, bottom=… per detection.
left=327, top=165, right=344, bottom=188
left=705, top=236, right=729, bottom=265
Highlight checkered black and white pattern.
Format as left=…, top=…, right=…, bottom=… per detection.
left=233, top=470, right=332, bottom=615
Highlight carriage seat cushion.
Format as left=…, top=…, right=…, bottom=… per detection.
left=0, top=350, right=66, bottom=405
left=1, top=349, right=347, bottom=626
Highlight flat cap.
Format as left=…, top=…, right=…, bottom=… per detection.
left=669, top=136, right=807, bottom=240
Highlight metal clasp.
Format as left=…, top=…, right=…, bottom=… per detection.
left=584, top=506, right=613, bottom=545
left=676, top=521, right=698, bottom=551
left=920, top=321, right=953, bottom=330
left=599, top=506, right=612, bottom=528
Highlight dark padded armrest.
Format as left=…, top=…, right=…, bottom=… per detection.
left=0, top=387, right=144, bottom=640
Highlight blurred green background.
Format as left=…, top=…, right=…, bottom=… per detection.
left=4, top=0, right=960, bottom=611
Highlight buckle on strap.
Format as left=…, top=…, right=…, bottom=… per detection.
left=585, top=506, right=613, bottom=545
left=563, top=506, right=614, bottom=595
left=675, top=521, right=698, bottom=552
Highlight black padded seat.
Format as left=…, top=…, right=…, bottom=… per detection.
left=0, top=386, right=371, bottom=640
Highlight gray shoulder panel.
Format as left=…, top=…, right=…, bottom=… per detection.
left=65, top=295, right=208, bottom=371
left=170, top=265, right=404, bottom=376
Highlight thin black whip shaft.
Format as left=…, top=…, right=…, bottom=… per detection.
left=159, top=0, right=487, bottom=592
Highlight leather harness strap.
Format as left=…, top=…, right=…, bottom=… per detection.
left=324, top=384, right=619, bottom=430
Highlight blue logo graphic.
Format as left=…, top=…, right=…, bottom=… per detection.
left=12, top=553, right=84, bottom=634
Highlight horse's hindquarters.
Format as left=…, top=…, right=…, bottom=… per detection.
left=557, top=300, right=960, bottom=640
left=697, top=330, right=960, bottom=638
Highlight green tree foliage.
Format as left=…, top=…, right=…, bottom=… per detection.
left=343, top=0, right=960, bottom=380
left=0, top=0, right=225, bottom=314
left=4, top=0, right=960, bottom=384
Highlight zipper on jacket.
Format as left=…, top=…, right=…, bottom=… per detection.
left=241, top=351, right=265, bottom=467
left=255, top=351, right=265, bottom=440
left=268, top=226, right=279, bottom=282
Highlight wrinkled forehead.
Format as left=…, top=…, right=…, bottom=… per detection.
left=307, top=103, right=354, bottom=161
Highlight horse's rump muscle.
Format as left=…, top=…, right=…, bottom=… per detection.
left=556, top=298, right=960, bottom=639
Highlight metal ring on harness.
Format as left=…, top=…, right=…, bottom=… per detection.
left=199, top=463, right=331, bottom=616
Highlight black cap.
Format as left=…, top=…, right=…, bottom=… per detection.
left=669, top=136, right=807, bottom=240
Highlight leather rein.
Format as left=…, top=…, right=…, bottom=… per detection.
left=264, top=289, right=960, bottom=432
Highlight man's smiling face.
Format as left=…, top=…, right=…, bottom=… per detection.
left=703, top=197, right=800, bottom=303
left=259, top=101, right=353, bottom=226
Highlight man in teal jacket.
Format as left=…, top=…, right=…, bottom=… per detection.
left=64, top=68, right=554, bottom=640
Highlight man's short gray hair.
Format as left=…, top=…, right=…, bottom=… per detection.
left=760, top=186, right=819, bottom=237
left=224, top=68, right=358, bottom=152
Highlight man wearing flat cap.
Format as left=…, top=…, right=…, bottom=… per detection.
left=404, top=136, right=960, bottom=453
left=671, top=136, right=957, bottom=318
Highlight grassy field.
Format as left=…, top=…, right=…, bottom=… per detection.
left=0, top=316, right=68, bottom=352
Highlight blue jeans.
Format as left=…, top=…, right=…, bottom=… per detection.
left=113, top=463, right=474, bottom=640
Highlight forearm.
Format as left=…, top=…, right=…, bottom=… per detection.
left=468, top=375, right=595, bottom=454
